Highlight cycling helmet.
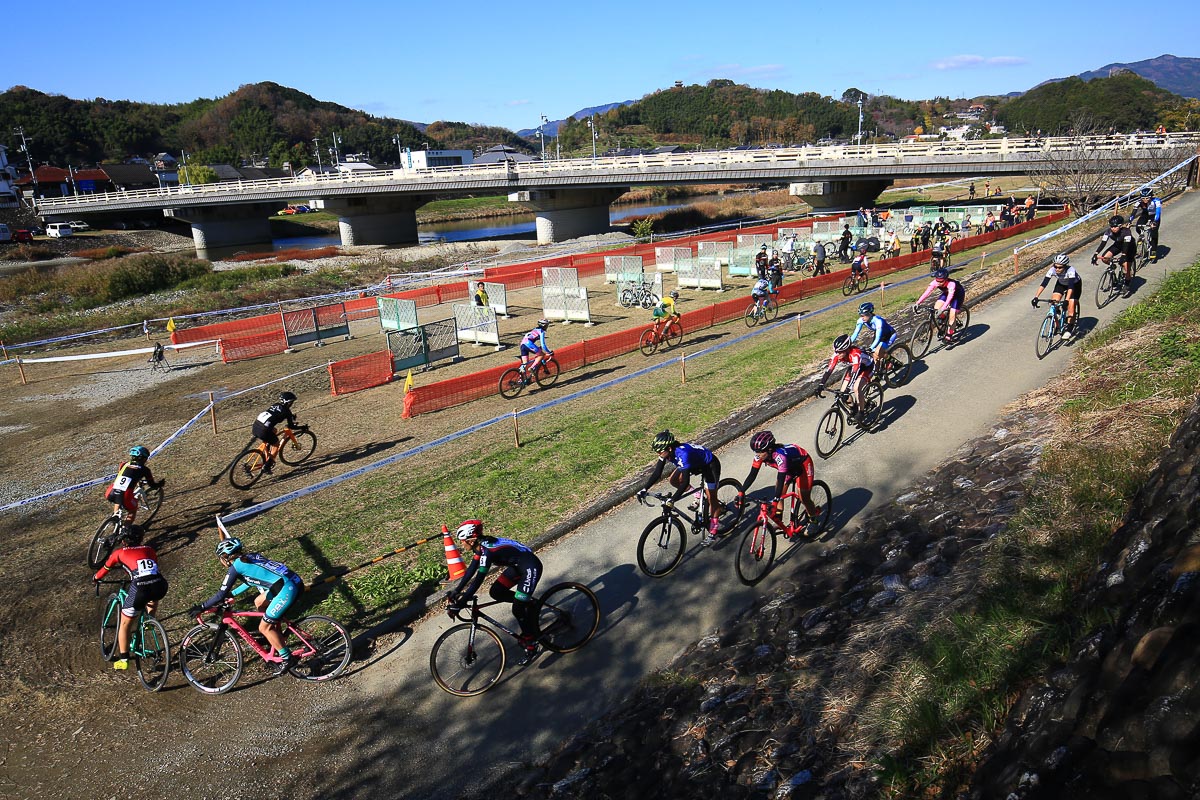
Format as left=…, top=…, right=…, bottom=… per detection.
left=833, top=334, right=852, bottom=353
left=278, top=391, right=297, bottom=406
left=1109, top=215, right=1125, bottom=227
left=750, top=430, right=776, bottom=453
left=858, top=302, right=875, bottom=316
left=1140, top=187, right=1152, bottom=198
left=455, top=519, right=483, bottom=542
left=857, top=242, right=868, bottom=251
left=652, top=430, right=677, bottom=452
left=669, top=290, right=679, bottom=299
left=129, top=445, right=150, bottom=463
left=215, top=537, right=243, bottom=558
left=118, top=524, right=144, bottom=547
left=1052, top=253, right=1070, bottom=268
left=932, top=268, right=950, bottom=280
left=760, top=244, right=768, bottom=250
left=536, top=319, right=549, bottom=330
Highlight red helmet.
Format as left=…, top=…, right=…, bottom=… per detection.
left=455, top=520, right=483, bottom=542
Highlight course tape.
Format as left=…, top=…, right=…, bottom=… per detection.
left=17, top=339, right=217, bottom=364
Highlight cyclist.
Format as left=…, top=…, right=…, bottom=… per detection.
left=447, top=520, right=543, bottom=664
left=913, top=268, right=966, bottom=344
left=850, top=243, right=870, bottom=283
left=930, top=235, right=949, bottom=270
left=739, top=431, right=822, bottom=527
left=1031, top=254, right=1083, bottom=339
left=105, top=446, right=163, bottom=526
left=1130, top=187, right=1162, bottom=263
left=638, top=430, right=724, bottom=545
left=651, top=290, right=681, bottom=338
left=932, top=216, right=951, bottom=240
left=849, top=301, right=897, bottom=362
left=518, top=319, right=554, bottom=377
left=818, top=335, right=874, bottom=422
left=188, top=538, right=305, bottom=676
left=751, top=275, right=774, bottom=314
left=251, top=391, right=304, bottom=474
left=1092, top=215, right=1136, bottom=296
left=93, top=525, right=168, bottom=672
left=755, top=244, right=770, bottom=280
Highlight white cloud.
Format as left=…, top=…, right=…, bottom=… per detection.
left=506, top=99, right=532, bottom=107
left=931, top=54, right=1027, bottom=70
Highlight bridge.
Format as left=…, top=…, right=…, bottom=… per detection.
left=33, top=134, right=1198, bottom=253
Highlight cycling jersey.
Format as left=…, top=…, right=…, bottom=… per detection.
left=1095, top=227, right=1136, bottom=264
left=850, top=315, right=897, bottom=351
left=95, top=545, right=168, bottom=617
left=451, top=536, right=542, bottom=602
left=1040, top=266, right=1082, bottom=292
left=916, top=279, right=965, bottom=311
left=742, top=444, right=815, bottom=499
left=852, top=253, right=869, bottom=273
left=519, top=327, right=551, bottom=356
left=105, top=461, right=156, bottom=512
left=200, top=553, right=303, bottom=621
left=652, top=296, right=677, bottom=319
left=825, top=347, right=874, bottom=380
left=252, top=403, right=296, bottom=446
left=751, top=278, right=772, bottom=297
left=1131, top=197, right=1161, bottom=226
left=643, top=443, right=721, bottom=496
left=755, top=251, right=769, bottom=278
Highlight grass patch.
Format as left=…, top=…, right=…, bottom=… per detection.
left=74, top=245, right=145, bottom=260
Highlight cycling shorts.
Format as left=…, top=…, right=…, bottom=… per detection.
left=878, top=332, right=898, bottom=351
left=519, top=343, right=546, bottom=358
left=1053, top=280, right=1082, bottom=298
left=700, top=454, right=722, bottom=491
left=652, top=307, right=668, bottom=319
left=491, top=558, right=543, bottom=601
left=123, top=577, right=168, bottom=618
left=106, top=487, right=138, bottom=513
left=785, top=455, right=815, bottom=495
left=262, top=577, right=303, bottom=623
left=252, top=421, right=279, bottom=447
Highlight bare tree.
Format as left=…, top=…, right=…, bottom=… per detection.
left=1129, top=143, right=1197, bottom=194
left=1029, top=113, right=1129, bottom=215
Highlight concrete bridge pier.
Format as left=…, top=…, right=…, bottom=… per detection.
left=510, top=188, right=627, bottom=244
left=165, top=202, right=277, bottom=254
left=790, top=179, right=894, bottom=210
left=316, top=196, right=425, bottom=246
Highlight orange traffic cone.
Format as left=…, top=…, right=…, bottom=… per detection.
left=442, top=524, right=466, bottom=580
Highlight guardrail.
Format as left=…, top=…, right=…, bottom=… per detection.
left=34, top=133, right=1200, bottom=214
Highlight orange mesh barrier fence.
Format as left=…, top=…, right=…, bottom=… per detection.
left=315, top=302, right=348, bottom=328
left=328, top=351, right=395, bottom=396
left=403, top=363, right=512, bottom=417
left=483, top=268, right=542, bottom=291
left=171, top=312, right=282, bottom=345
left=219, top=329, right=288, bottom=363
left=581, top=327, right=644, bottom=364
left=344, top=296, right=380, bottom=322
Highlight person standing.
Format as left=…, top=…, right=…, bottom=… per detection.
left=968, top=182, right=976, bottom=200
left=812, top=240, right=828, bottom=275
left=473, top=282, right=489, bottom=307
left=838, top=225, right=853, bottom=262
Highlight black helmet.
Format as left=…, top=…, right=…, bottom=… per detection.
left=859, top=302, right=875, bottom=316
left=932, top=268, right=950, bottom=280
left=669, top=290, right=679, bottom=299
left=279, top=391, right=297, bottom=405
left=652, top=430, right=677, bottom=452
left=749, top=431, right=776, bottom=453
left=536, top=319, right=549, bottom=330
left=1109, top=215, right=1125, bottom=227
left=1140, top=187, right=1152, bottom=198
left=833, top=334, right=852, bottom=353
left=119, top=524, right=144, bottom=547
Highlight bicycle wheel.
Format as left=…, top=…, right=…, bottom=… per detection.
left=636, top=515, right=686, bottom=577
left=1136, top=238, right=1149, bottom=272
left=498, top=367, right=526, bottom=400
left=1035, top=314, right=1057, bottom=360
left=619, top=288, right=635, bottom=308
left=841, top=275, right=856, bottom=296
left=744, top=303, right=761, bottom=328
left=910, top=320, right=933, bottom=359
left=640, top=292, right=660, bottom=310
left=804, top=480, right=834, bottom=537
left=952, top=306, right=971, bottom=338
left=537, top=582, right=600, bottom=653
left=798, top=259, right=816, bottom=277
left=535, top=358, right=560, bottom=389
left=881, top=343, right=912, bottom=388
left=137, top=480, right=164, bottom=524
left=860, top=383, right=884, bottom=430
left=735, top=520, right=775, bottom=586
left=286, top=615, right=352, bottom=681
left=429, top=623, right=505, bottom=697
left=664, top=321, right=683, bottom=349
left=278, top=429, right=317, bottom=465
left=89, top=517, right=121, bottom=569
left=814, top=407, right=844, bottom=459
left=179, top=624, right=243, bottom=695
left=100, top=592, right=121, bottom=660
left=229, top=448, right=266, bottom=490
left=715, top=477, right=745, bottom=534
left=134, top=617, right=171, bottom=692
left=639, top=328, right=659, bottom=356
left=764, top=297, right=779, bottom=321
left=1095, top=268, right=1117, bottom=309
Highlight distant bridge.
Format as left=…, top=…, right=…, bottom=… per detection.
left=33, top=134, right=1198, bottom=253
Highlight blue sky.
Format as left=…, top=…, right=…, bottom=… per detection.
left=10, top=0, right=1198, bottom=132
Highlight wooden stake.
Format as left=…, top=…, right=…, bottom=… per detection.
left=1013, top=251, right=1019, bottom=275
left=0, top=341, right=8, bottom=361
left=680, top=354, right=687, bottom=385
left=16, top=358, right=27, bottom=385
left=879, top=282, right=886, bottom=309
left=209, top=392, right=218, bottom=435
left=513, top=408, right=520, bottom=448
left=796, top=316, right=803, bottom=340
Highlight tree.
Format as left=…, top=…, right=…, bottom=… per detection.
left=178, top=163, right=217, bottom=185
left=1030, top=113, right=1132, bottom=215
left=842, top=88, right=867, bottom=105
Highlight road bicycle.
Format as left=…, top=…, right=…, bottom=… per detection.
left=430, top=582, right=600, bottom=697
left=744, top=294, right=779, bottom=327
left=1095, top=255, right=1130, bottom=309
left=228, top=426, right=317, bottom=490
left=635, top=480, right=745, bottom=577
left=147, top=342, right=170, bottom=373
left=619, top=282, right=660, bottom=310
left=88, top=479, right=164, bottom=568
left=870, top=341, right=913, bottom=389
left=814, top=385, right=884, bottom=459
left=179, top=601, right=352, bottom=694
left=1134, top=224, right=1155, bottom=270
left=909, top=304, right=971, bottom=359
left=97, top=579, right=170, bottom=691
left=735, top=481, right=834, bottom=586
left=639, top=319, right=683, bottom=356
left=498, top=354, right=561, bottom=399
left=842, top=267, right=869, bottom=296
left=1033, top=298, right=1074, bottom=359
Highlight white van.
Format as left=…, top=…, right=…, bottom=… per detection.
left=46, top=222, right=74, bottom=238
left=0, top=223, right=10, bottom=242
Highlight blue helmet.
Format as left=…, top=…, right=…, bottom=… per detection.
left=215, top=538, right=243, bottom=558
left=1140, top=187, right=1152, bottom=198
left=858, top=302, right=875, bottom=316
left=129, top=445, right=150, bottom=463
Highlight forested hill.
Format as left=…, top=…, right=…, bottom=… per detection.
left=0, top=82, right=532, bottom=169
left=1075, top=54, right=1200, bottom=100
left=996, top=73, right=1191, bottom=134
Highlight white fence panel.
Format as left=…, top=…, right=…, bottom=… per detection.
left=616, top=273, right=663, bottom=307
left=697, top=240, right=733, bottom=267
left=543, top=286, right=592, bottom=323
left=453, top=304, right=500, bottom=346
left=481, top=281, right=508, bottom=316
left=677, top=258, right=723, bottom=290
left=604, top=255, right=644, bottom=283
left=377, top=296, right=419, bottom=332
left=542, top=267, right=579, bottom=290
left=654, top=246, right=694, bottom=273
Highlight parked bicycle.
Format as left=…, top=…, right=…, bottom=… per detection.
left=1095, top=255, right=1130, bottom=309
left=735, top=482, right=834, bottom=586
left=744, top=294, right=779, bottom=327
left=1033, top=298, right=1073, bottom=359
left=88, top=479, right=164, bottom=568
left=147, top=342, right=170, bottom=373
left=97, top=579, right=170, bottom=691
left=814, top=386, right=884, bottom=459
left=842, top=267, right=869, bottom=296
left=430, top=582, right=600, bottom=697
left=228, top=426, right=317, bottom=490
left=639, top=320, right=683, bottom=356
left=636, top=481, right=745, bottom=577
left=619, top=282, right=660, bottom=310
left=909, top=305, right=971, bottom=359
left=498, top=354, right=561, bottom=399
left=179, top=600, right=352, bottom=694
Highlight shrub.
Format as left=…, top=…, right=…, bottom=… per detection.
left=103, top=254, right=211, bottom=302
left=74, top=246, right=143, bottom=260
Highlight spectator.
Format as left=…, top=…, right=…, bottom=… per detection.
left=910, top=231, right=920, bottom=254
left=984, top=210, right=996, bottom=232
left=984, top=180, right=990, bottom=197
left=920, top=222, right=932, bottom=250
left=473, top=282, right=489, bottom=308
left=838, top=225, right=853, bottom=262
left=886, top=229, right=901, bottom=258
left=812, top=241, right=828, bottom=275
left=968, top=182, right=976, bottom=200
left=1024, top=195, right=1036, bottom=222
left=856, top=207, right=867, bottom=227
left=962, top=213, right=973, bottom=235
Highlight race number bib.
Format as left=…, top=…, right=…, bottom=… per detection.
left=256, top=411, right=273, bottom=425
left=112, top=475, right=133, bottom=492
left=134, top=558, right=159, bottom=577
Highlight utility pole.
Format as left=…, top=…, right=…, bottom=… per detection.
left=313, top=138, right=322, bottom=172
left=332, top=132, right=342, bottom=165
left=856, top=98, right=864, bottom=145
left=587, top=115, right=598, bottom=161
left=13, top=126, right=36, bottom=193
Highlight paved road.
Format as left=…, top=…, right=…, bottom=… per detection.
left=284, top=193, right=1200, bottom=799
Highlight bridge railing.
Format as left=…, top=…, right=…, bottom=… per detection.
left=33, top=133, right=1200, bottom=214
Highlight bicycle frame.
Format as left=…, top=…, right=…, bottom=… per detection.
left=203, top=607, right=320, bottom=664
left=98, top=581, right=159, bottom=658
left=648, top=485, right=712, bottom=533
left=447, top=597, right=522, bottom=641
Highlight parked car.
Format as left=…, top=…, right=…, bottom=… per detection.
left=277, top=207, right=297, bottom=215
left=0, top=223, right=10, bottom=242
left=46, top=222, right=74, bottom=238
left=68, top=220, right=90, bottom=232
left=293, top=205, right=312, bottom=213
left=12, top=229, right=33, bottom=243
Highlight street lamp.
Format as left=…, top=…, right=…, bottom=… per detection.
left=331, top=133, right=342, bottom=165
left=313, top=138, right=322, bottom=172
left=539, top=115, right=548, bottom=161
left=587, top=115, right=598, bottom=161
left=392, top=134, right=403, bottom=164
left=856, top=98, right=864, bottom=145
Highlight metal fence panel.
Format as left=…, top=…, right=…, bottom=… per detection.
left=604, top=255, right=643, bottom=283
left=654, top=246, right=693, bottom=273
left=542, top=267, right=578, bottom=290
left=378, top=297, right=419, bottom=332
left=453, top=304, right=500, bottom=346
